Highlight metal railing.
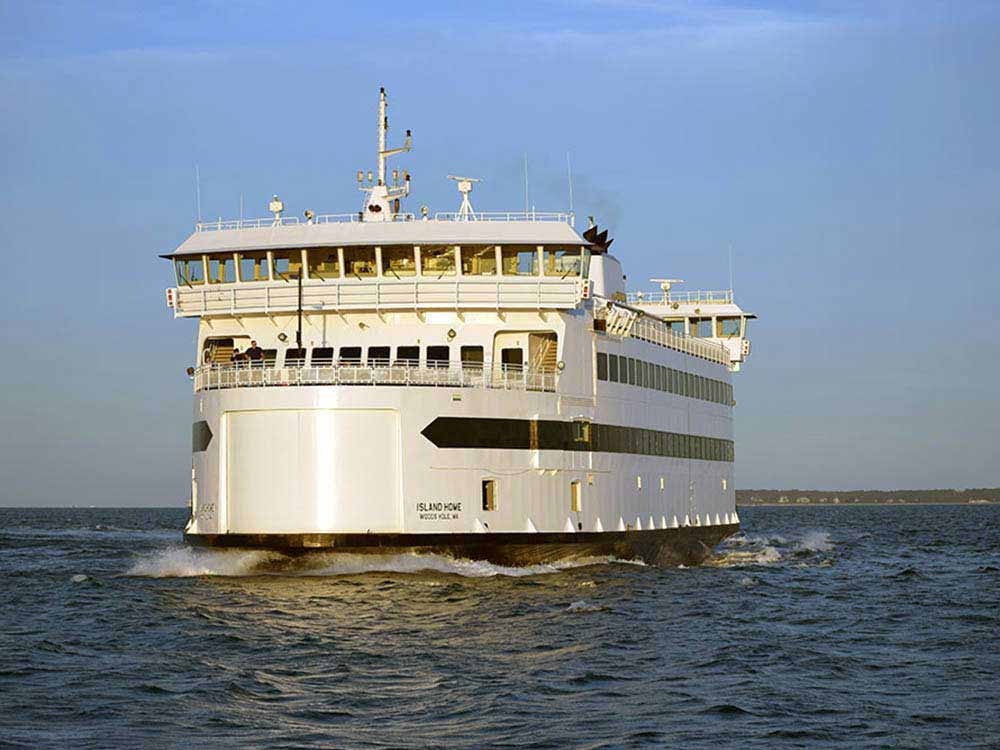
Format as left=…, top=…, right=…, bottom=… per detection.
left=171, top=277, right=582, bottom=317
left=625, top=289, right=734, bottom=305
left=432, top=211, right=574, bottom=224
left=592, top=300, right=731, bottom=366
left=192, top=362, right=558, bottom=393
left=195, top=210, right=572, bottom=232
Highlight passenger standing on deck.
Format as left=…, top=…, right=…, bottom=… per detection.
left=246, top=341, right=264, bottom=366
left=231, top=348, right=244, bottom=367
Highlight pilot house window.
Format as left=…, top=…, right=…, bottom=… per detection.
left=207, top=254, right=236, bottom=284
left=238, top=252, right=269, bottom=282
left=175, top=257, right=205, bottom=286
left=501, top=246, right=539, bottom=276
left=307, top=248, right=341, bottom=279
left=717, top=317, right=741, bottom=337
left=420, top=246, right=456, bottom=276
left=272, top=250, right=304, bottom=281
left=543, top=248, right=583, bottom=277
left=343, top=247, right=377, bottom=277
left=381, top=246, right=416, bottom=277
left=460, top=245, right=498, bottom=276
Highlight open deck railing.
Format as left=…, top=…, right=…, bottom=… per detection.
left=625, top=289, right=734, bottom=306
left=432, top=211, right=574, bottom=224
left=192, top=362, right=558, bottom=393
left=593, top=300, right=731, bottom=366
left=194, top=210, right=572, bottom=232
left=171, top=276, right=582, bottom=317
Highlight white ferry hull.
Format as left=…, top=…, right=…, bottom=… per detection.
left=184, top=369, right=740, bottom=566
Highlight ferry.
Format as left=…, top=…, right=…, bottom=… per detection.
left=164, top=89, right=755, bottom=566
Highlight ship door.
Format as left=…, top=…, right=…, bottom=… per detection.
left=493, top=332, right=524, bottom=376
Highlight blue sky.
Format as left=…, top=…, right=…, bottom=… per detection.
left=1, top=1, right=998, bottom=505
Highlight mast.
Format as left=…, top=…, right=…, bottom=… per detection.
left=378, top=87, right=387, bottom=186
left=359, top=87, right=412, bottom=221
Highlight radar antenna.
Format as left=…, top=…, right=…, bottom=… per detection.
left=447, top=175, right=481, bottom=221
left=651, top=278, right=684, bottom=297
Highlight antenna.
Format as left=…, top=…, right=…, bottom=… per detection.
left=729, top=244, right=735, bottom=292
left=447, top=175, right=482, bottom=220
left=566, top=152, right=574, bottom=214
left=523, top=153, right=529, bottom=215
left=376, top=86, right=412, bottom=187
left=195, top=165, right=202, bottom=223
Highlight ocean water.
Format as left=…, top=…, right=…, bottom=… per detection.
left=1, top=505, right=998, bottom=749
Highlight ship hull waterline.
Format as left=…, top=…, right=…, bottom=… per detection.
left=184, top=524, right=740, bottom=567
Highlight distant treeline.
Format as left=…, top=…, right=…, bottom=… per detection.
left=737, top=488, right=1000, bottom=506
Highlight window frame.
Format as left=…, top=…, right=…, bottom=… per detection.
left=306, top=247, right=342, bottom=280
left=175, top=256, right=206, bottom=287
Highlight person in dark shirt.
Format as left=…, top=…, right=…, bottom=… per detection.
left=246, top=340, right=264, bottom=365
left=231, top=348, right=244, bottom=366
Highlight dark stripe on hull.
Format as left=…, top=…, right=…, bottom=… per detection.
left=420, top=417, right=734, bottom=462
left=184, top=525, right=739, bottom=567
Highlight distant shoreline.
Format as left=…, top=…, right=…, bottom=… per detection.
left=736, top=488, right=999, bottom=507
left=738, top=500, right=995, bottom=507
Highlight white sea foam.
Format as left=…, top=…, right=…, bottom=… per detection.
left=127, top=547, right=278, bottom=578
left=567, top=600, right=605, bottom=613
left=127, top=547, right=633, bottom=579
left=797, top=530, right=833, bottom=552
left=707, top=545, right=782, bottom=567
left=297, top=553, right=625, bottom=578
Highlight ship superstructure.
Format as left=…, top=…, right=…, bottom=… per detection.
left=164, top=89, right=754, bottom=565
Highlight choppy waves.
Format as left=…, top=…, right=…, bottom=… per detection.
left=5, top=504, right=1000, bottom=750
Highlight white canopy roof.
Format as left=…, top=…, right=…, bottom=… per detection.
left=162, top=218, right=587, bottom=258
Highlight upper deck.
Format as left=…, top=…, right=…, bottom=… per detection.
left=163, top=217, right=590, bottom=318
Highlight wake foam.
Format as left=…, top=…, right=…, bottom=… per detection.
left=707, top=545, right=782, bottom=567
left=127, top=547, right=631, bottom=579
left=127, top=547, right=279, bottom=578
left=797, top=530, right=833, bottom=552
left=294, top=552, right=622, bottom=578
left=709, top=528, right=835, bottom=568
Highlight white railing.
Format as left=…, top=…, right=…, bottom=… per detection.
left=171, top=277, right=582, bottom=317
left=625, top=289, right=734, bottom=305
left=593, top=300, right=730, bottom=366
left=192, top=362, right=558, bottom=393
left=194, top=210, right=572, bottom=232
left=433, top=211, right=574, bottom=224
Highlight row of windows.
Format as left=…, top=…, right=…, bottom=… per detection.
left=575, top=422, right=734, bottom=462
left=421, top=417, right=734, bottom=463
left=661, top=317, right=743, bottom=339
left=176, top=245, right=589, bottom=286
left=205, top=343, right=492, bottom=369
left=596, top=352, right=733, bottom=405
